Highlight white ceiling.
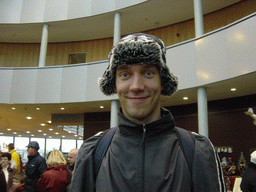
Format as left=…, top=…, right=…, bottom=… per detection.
left=1, top=0, right=254, bottom=140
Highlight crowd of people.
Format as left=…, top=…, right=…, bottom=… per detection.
left=0, top=142, right=78, bottom=192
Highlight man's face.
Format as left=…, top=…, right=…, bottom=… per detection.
left=68, top=152, right=77, bottom=167
left=1, top=157, right=10, bottom=167
left=13, top=179, right=24, bottom=189
left=115, top=64, right=162, bottom=124
left=27, top=147, right=35, bottom=156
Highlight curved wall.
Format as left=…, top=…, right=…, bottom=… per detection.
left=0, top=0, right=146, bottom=23
left=0, top=13, right=256, bottom=104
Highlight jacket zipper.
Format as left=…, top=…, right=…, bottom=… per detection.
left=141, top=124, right=146, bottom=192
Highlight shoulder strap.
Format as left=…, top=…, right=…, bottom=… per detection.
left=175, top=126, right=195, bottom=175
left=93, top=127, right=118, bottom=179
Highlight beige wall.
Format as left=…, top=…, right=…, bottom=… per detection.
left=1, top=0, right=256, bottom=67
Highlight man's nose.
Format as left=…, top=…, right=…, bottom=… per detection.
left=130, top=74, right=144, bottom=92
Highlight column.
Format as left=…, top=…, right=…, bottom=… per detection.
left=110, top=12, right=121, bottom=128
left=194, top=0, right=208, bottom=136
left=38, top=24, right=49, bottom=67
left=197, top=87, right=208, bottom=137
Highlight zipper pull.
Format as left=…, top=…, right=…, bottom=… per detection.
left=141, top=124, right=146, bottom=147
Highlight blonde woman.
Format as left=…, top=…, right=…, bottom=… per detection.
left=36, top=150, right=72, bottom=192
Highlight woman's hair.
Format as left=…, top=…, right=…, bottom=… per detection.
left=46, top=150, right=67, bottom=166
left=13, top=172, right=27, bottom=183
left=1, top=152, right=11, bottom=160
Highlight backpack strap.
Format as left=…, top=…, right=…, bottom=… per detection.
left=175, top=126, right=195, bottom=175
left=93, top=126, right=118, bottom=179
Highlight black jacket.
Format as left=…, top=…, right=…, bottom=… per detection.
left=70, top=108, right=225, bottom=192
left=240, top=162, right=256, bottom=192
left=25, top=152, right=46, bottom=192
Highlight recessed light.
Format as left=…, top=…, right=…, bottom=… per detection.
left=49, top=136, right=52, bottom=138
left=26, top=116, right=32, bottom=120
left=79, top=137, right=82, bottom=139
left=12, top=107, right=16, bottom=110
left=74, top=135, right=78, bottom=137
left=48, top=121, right=52, bottom=123
left=231, top=88, right=236, bottom=91
left=13, top=132, right=17, bottom=134
left=41, top=123, right=46, bottom=126
left=38, top=130, right=42, bottom=132
left=183, top=97, right=188, bottom=100
left=43, top=133, right=47, bottom=136
left=49, top=128, right=53, bottom=131
left=61, top=108, right=65, bottom=110
left=55, top=132, right=59, bottom=135
left=36, top=108, right=40, bottom=110
left=31, top=134, right=34, bottom=136
left=0, top=133, right=3, bottom=135
left=26, top=131, right=30, bottom=133
left=62, top=136, right=65, bottom=138
left=18, top=135, right=21, bottom=137
left=100, top=106, right=104, bottom=109
left=7, top=129, right=11, bottom=131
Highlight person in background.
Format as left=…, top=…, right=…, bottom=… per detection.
left=240, top=150, right=256, bottom=192
left=70, top=33, right=226, bottom=191
left=8, top=143, right=20, bottom=173
left=0, top=163, right=7, bottom=192
left=12, top=172, right=26, bottom=192
left=36, top=150, right=72, bottom=192
left=1, top=152, right=16, bottom=192
left=25, top=141, right=46, bottom=192
left=67, top=148, right=78, bottom=172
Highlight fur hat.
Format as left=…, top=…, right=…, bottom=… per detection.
left=251, top=150, right=256, bottom=164
left=98, top=33, right=178, bottom=96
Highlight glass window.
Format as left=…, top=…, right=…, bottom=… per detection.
left=46, top=139, right=60, bottom=158
left=15, top=137, right=29, bottom=163
left=68, top=53, right=86, bottom=64
left=62, top=139, right=76, bottom=153
left=31, top=138, right=46, bottom=158
left=0, top=136, right=13, bottom=152
left=77, top=139, right=83, bottom=149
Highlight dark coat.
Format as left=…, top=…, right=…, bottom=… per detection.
left=36, top=164, right=72, bottom=192
left=70, top=108, right=226, bottom=192
left=240, top=162, right=256, bottom=192
left=0, top=170, right=7, bottom=192
left=6, top=166, right=16, bottom=192
left=25, top=152, right=46, bottom=192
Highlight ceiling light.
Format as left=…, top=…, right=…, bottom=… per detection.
left=100, top=106, right=104, bottom=109
left=61, top=108, right=65, bottom=110
left=7, top=129, right=11, bottom=131
left=231, top=88, right=236, bottom=91
left=55, top=132, right=59, bottom=135
left=18, top=135, right=21, bottom=137
left=41, top=123, right=46, bottom=126
left=26, top=131, right=30, bottom=133
left=49, top=136, right=52, bottom=138
left=79, top=137, right=82, bottom=139
left=31, top=134, right=34, bottom=136
left=48, top=121, right=52, bottom=123
left=74, top=135, right=78, bottom=137
left=49, top=128, right=53, bottom=131
left=183, top=97, right=188, bottom=100
left=36, top=108, right=40, bottom=110
left=43, top=133, right=47, bottom=136
left=38, top=130, right=42, bottom=132
left=13, top=132, right=17, bottom=134
left=26, top=116, right=32, bottom=120
left=62, top=136, right=65, bottom=138
left=12, top=107, right=16, bottom=110
left=0, top=133, right=3, bottom=135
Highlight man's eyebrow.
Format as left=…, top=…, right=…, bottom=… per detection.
left=116, top=65, right=129, bottom=70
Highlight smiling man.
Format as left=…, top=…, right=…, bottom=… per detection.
left=70, top=33, right=225, bottom=192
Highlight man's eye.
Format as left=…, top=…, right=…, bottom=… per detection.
left=145, top=71, right=154, bottom=77
left=120, top=72, right=129, bottom=78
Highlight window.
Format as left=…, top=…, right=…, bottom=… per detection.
left=68, top=53, right=86, bottom=64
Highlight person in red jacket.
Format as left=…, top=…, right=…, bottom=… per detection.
left=36, top=150, right=72, bottom=192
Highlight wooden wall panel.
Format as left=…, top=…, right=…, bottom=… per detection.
left=1, top=0, right=256, bottom=67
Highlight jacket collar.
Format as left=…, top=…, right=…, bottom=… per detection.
left=118, top=107, right=175, bottom=137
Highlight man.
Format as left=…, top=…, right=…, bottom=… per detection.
left=68, top=148, right=78, bottom=172
left=8, top=143, right=20, bottom=172
left=25, top=141, right=46, bottom=192
left=70, top=33, right=225, bottom=191
left=240, top=150, right=256, bottom=191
